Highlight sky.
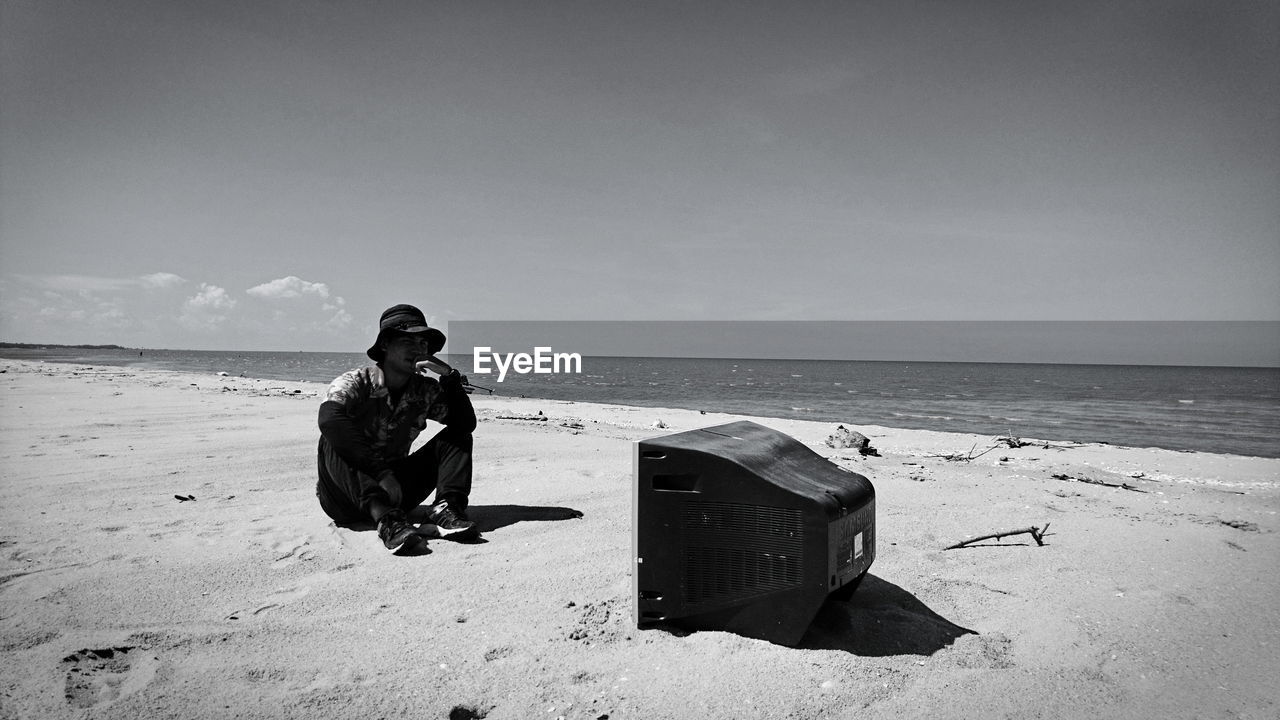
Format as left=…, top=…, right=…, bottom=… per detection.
left=1, top=0, right=1277, bottom=361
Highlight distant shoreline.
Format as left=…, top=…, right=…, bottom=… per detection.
left=0, top=342, right=130, bottom=350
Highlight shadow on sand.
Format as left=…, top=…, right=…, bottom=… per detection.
left=462, top=504, right=585, bottom=533
left=341, top=505, right=583, bottom=541
left=798, top=574, right=977, bottom=656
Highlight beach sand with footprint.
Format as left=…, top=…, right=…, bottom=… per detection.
left=1, top=360, right=1278, bottom=719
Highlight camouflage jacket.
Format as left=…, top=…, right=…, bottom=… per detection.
left=317, top=365, right=472, bottom=476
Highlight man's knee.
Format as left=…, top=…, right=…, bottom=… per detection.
left=434, top=425, right=473, bottom=452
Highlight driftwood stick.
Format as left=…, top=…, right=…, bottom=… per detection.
left=997, top=433, right=1077, bottom=450
left=931, top=443, right=1001, bottom=462
left=944, top=523, right=1050, bottom=550
left=972, top=444, right=1001, bottom=460
left=1052, top=473, right=1147, bottom=493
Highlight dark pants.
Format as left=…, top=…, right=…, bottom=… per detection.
left=316, top=426, right=473, bottom=525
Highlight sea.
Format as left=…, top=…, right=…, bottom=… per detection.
left=3, top=347, right=1278, bottom=459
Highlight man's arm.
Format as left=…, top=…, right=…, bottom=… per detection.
left=435, top=369, right=477, bottom=433
left=317, top=400, right=389, bottom=475
left=318, top=371, right=382, bottom=472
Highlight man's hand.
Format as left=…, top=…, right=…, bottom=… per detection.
left=438, top=368, right=469, bottom=390
left=377, top=471, right=403, bottom=507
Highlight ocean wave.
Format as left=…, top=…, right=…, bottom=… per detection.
left=891, top=412, right=954, bottom=421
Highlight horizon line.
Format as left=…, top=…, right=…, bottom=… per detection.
left=2, top=342, right=1277, bottom=369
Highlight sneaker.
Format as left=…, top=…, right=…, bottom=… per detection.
left=377, top=510, right=421, bottom=553
left=425, top=501, right=477, bottom=538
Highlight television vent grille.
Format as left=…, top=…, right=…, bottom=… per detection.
left=682, top=501, right=803, bottom=539
left=680, top=502, right=803, bottom=606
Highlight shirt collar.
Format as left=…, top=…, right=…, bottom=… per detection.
left=368, top=366, right=390, bottom=400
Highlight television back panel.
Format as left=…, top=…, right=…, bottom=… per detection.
left=633, top=420, right=875, bottom=646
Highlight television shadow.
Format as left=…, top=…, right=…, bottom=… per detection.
left=463, top=504, right=585, bottom=533
left=799, top=574, right=977, bottom=656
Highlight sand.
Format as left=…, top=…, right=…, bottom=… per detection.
left=1, top=359, right=1277, bottom=719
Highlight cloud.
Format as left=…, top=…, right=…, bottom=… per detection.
left=320, top=298, right=352, bottom=328
left=22, top=274, right=139, bottom=293
left=1, top=271, right=353, bottom=347
left=243, top=276, right=351, bottom=334
left=186, top=283, right=236, bottom=310
left=246, top=276, right=331, bottom=300
left=0, top=273, right=155, bottom=341
left=16, top=272, right=187, bottom=293
left=140, top=272, right=186, bottom=289
left=324, top=306, right=353, bottom=330
left=180, top=283, right=236, bottom=330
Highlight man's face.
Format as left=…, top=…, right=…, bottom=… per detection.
left=383, top=333, right=432, bottom=369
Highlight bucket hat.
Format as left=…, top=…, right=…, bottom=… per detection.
left=366, top=304, right=446, bottom=361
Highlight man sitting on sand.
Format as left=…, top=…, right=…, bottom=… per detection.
left=315, top=304, right=477, bottom=553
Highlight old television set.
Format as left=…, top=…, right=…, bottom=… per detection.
left=633, top=420, right=876, bottom=646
